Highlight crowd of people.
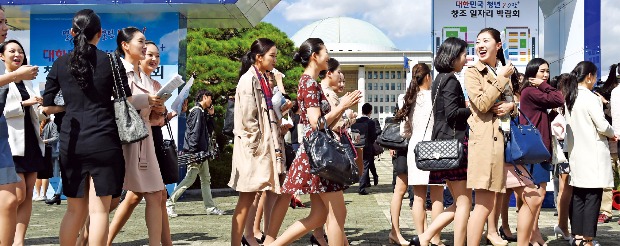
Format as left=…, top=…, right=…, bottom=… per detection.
left=0, top=6, right=618, bottom=246
left=226, top=26, right=619, bottom=246
left=0, top=7, right=225, bottom=245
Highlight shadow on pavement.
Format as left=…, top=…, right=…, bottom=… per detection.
left=25, top=236, right=59, bottom=245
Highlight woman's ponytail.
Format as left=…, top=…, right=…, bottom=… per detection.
left=600, top=63, right=620, bottom=96
left=394, top=64, right=430, bottom=122
left=564, top=72, right=578, bottom=112
left=69, top=9, right=100, bottom=89
left=497, top=47, right=506, bottom=66
left=292, top=52, right=302, bottom=63
left=238, top=51, right=254, bottom=80
left=69, top=32, right=95, bottom=89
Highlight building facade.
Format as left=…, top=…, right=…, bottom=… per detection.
left=291, top=17, right=433, bottom=126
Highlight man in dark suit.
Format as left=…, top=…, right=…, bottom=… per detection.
left=356, top=103, right=378, bottom=195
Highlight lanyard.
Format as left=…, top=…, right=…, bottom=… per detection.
left=253, top=65, right=268, bottom=89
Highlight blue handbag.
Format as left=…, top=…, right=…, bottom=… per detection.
left=504, top=110, right=551, bottom=164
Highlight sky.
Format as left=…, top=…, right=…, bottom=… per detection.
left=263, top=0, right=620, bottom=78
left=262, top=0, right=433, bottom=51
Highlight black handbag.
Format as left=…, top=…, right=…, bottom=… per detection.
left=414, top=73, right=466, bottom=171
left=159, top=119, right=179, bottom=184
left=304, top=117, right=359, bottom=185
left=222, top=97, right=235, bottom=137
left=376, top=122, right=408, bottom=150
left=415, top=139, right=464, bottom=171
left=373, top=142, right=384, bottom=156
left=284, top=143, right=295, bottom=170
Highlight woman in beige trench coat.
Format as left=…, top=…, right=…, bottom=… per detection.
left=229, top=38, right=283, bottom=246
left=464, top=28, right=517, bottom=245
left=115, top=28, right=165, bottom=246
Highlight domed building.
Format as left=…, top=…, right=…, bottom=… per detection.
left=291, top=17, right=432, bottom=124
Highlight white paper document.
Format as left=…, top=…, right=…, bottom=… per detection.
left=171, top=77, right=194, bottom=113
left=156, top=74, right=184, bottom=99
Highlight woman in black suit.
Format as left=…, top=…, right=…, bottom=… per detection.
left=42, top=9, right=130, bottom=246
left=412, top=37, right=471, bottom=246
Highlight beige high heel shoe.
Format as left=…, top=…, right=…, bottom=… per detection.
left=554, top=224, right=571, bottom=241
left=486, top=234, right=508, bottom=246
left=388, top=234, right=411, bottom=246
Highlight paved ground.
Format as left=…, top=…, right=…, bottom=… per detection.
left=24, top=153, right=620, bottom=245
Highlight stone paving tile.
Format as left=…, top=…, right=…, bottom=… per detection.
left=24, top=153, right=620, bottom=245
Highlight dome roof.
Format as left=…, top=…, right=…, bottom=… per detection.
left=291, top=17, right=397, bottom=52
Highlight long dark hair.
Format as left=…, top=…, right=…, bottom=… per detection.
left=564, top=61, right=598, bottom=111
left=238, top=38, right=276, bottom=80
left=0, top=40, right=27, bottom=65
left=597, top=63, right=620, bottom=99
left=520, top=58, right=549, bottom=93
left=394, top=63, right=431, bottom=121
left=550, top=73, right=571, bottom=115
left=69, top=9, right=101, bottom=89
left=293, top=38, right=325, bottom=68
left=115, top=27, right=142, bottom=58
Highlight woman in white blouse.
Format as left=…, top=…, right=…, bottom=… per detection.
left=564, top=61, right=617, bottom=246
left=2, top=39, right=46, bottom=245
left=393, top=63, right=444, bottom=246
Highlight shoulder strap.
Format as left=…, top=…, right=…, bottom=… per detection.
left=107, top=53, right=126, bottom=100
left=422, top=73, right=452, bottom=140
left=164, top=115, right=175, bottom=143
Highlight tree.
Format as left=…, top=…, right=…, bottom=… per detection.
left=185, top=22, right=302, bottom=160
left=186, top=22, right=302, bottom=110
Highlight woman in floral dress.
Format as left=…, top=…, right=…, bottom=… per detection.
left=271, top=38, right=361, bottom=246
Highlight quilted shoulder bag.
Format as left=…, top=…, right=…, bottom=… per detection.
left=414, top=73, right=465, bottom=171
left=108, top=53, right=149, bottom=144
left=504, top=109, right=551, bottom=164
left=304, top=117, right=359, bottom=185
left=376, top=122, right=408, bottom=150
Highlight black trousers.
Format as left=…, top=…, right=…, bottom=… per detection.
left=359, top=158, right=375, bottom=192
left=570, top=186, right=603, bottom=237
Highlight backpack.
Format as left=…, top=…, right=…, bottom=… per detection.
left=222, top=98, right=235, bottom=137
left=350, top=121, right=368, bottom=148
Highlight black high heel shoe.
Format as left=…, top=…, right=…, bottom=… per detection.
left=256, top=232, right=265, bottom=244
left=45, top=194, right=61, bottom=205
left=310, top=234, right=326, bottom=246
left=241, top=236, right=250, bottom=246
left=499, top=226, right=517, bottom=242
left=410, top=236, right=421, bottom=246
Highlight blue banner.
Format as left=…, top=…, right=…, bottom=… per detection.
left=31, top=12, right=180, bottom=66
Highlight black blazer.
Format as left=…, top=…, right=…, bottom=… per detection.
left=184, top=106, right=215, bottom=153
left=372, top=118, right=382, bottom=136
left=430, top=73, right=471, bottom=141
left=43, top=47, right=130, bottom=155
left=355, top=116, right=377, bottom=159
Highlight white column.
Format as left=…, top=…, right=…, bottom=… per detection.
left=357, top=65, right=366, bottom=116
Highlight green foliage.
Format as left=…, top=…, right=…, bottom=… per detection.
left=186, top=22, right=301, bottom=112
left=185, top=23, right=303, bottom=176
